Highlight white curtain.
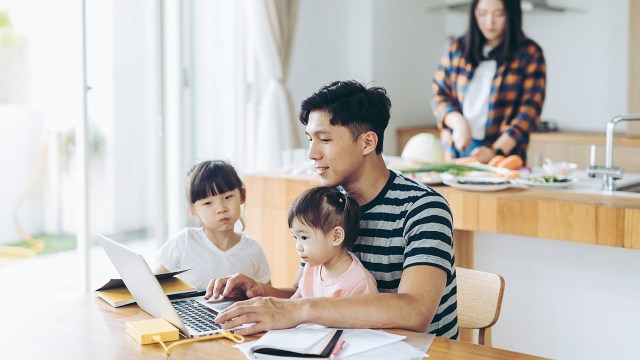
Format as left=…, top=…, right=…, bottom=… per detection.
left=246, top=0, right=300, bottom=171
left=190, top=1, right=251, bottom=173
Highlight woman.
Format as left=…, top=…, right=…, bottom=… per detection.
left=431, top=0, right=546, bottom=165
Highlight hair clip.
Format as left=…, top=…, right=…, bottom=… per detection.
left=339, top=197, right=343, bottom=203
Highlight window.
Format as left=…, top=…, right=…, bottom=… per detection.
left=0, top=0, right=258, bottom=302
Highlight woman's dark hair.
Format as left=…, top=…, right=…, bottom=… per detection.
left=287, top=186, right=361, bottom=248
left=462, top=0, right=524, bottom=66
left=187, top=160, right=245, bottom=205
left=299, top=80, right=391, bottom=154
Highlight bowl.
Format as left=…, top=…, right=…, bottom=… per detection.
left=542, top=161, right=578, bottom=177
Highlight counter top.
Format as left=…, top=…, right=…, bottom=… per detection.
left=431, top=172, right=640, bottom=249
left=244, top=167, right=640, bottom=250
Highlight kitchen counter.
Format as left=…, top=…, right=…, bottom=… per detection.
left=242, top=168, right=640, bottom=287
left=432, top=170, right=640, bottom=250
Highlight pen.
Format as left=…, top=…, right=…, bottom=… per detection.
left=329, top=339, right=346, bottom=360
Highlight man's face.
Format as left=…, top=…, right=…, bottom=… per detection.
left=305, top=110, right=363, bottom=188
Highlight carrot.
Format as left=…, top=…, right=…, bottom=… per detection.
left=496, top=171, right=519, bottom=179
left=488, top=155, right=505, bottom=167
left=497, top=155, right=523, bottom=170
left=454, top=156, right=479, bottom=165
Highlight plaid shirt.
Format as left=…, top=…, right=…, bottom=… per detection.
left=431, top=37, right=546, bottom=162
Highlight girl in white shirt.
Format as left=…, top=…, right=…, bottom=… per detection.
left=154, top=160, right=271, bottom=289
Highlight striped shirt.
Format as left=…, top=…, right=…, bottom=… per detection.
left=350, top=170, right=458, bottom=339
left=431, top=36, right=546, bottom=163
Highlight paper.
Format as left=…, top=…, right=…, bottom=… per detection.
left=332, top=329, right=405, bottom=358
left=342, top=340, right=428, bottom=359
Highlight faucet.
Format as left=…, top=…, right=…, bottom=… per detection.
left=587, top=113, right=640, bottom=191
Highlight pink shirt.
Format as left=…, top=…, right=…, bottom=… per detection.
left=299, top=253, right=378, bottom=298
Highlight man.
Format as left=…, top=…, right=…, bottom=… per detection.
left=206, top=80, right=458, bottom=339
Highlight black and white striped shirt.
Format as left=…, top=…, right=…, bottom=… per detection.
left=351, top=170, right=459, bottom=339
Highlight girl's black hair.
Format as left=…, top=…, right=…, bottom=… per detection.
left=287, top=186, right=361, bottom=248
left=461, top=0, right=524, bottom=67
left=187, top=160, right=245, bottom=205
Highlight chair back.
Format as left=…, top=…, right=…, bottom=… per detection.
left=456, top=267, right=505, bottom=346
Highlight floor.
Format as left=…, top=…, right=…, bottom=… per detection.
left=0, top=238, right=157, bottom=306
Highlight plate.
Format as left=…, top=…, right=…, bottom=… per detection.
left=515, top=176, right=578, bottom=188
left=413, top=172, right=442, bottom=185
left=442, top=176, right=513, bottom=192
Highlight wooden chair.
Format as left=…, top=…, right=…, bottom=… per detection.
left=456, top=267, right=505, bottom=347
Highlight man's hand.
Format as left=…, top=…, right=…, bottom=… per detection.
left=204, top=273, right=266, bottom=300
left=214, top=297, right=302, bottom=336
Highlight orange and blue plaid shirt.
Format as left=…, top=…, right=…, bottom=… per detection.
left=431, top=37, right=546, bottom=162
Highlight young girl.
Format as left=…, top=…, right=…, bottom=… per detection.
left=289, top=186, right=377, bottom=298
left=154, top=160, right=271, bottom=289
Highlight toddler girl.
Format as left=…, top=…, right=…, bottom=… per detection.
left=289, top=186, right=377, bottom=298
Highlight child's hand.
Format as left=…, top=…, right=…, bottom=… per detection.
left=204, top=273, right=264, bottom=300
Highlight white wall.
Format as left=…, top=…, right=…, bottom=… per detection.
left=371, top=0, right=445, bottom=157
left=289, top=0, right=444, bottom=155
left=289, top=0, right=370, bottom=147
left=475, top=232, right=640, bottom=359
left=289, top=1, right=637, bottom=359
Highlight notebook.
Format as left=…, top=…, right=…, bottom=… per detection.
left=250, top=328, right=343, bottom=358
left=96, top=233, right=240, bottom=338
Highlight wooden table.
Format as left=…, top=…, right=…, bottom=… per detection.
left=0, top=295, right=545, bottom=359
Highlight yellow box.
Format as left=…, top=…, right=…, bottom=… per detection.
left=126, top=318, right=180, bottom=345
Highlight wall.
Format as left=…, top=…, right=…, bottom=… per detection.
left=288, top=1, right=637, bottom=359
left=289, top=0, right=371, bottom=147
left=475, top=232, right=640, bottom=359
left=289, top=0, right=444, bottom=155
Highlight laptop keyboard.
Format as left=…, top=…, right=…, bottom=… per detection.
left=172, top=299, right=222, bottom=333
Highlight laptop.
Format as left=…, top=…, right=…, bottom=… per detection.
left=96, top=233, right=240, bottom=338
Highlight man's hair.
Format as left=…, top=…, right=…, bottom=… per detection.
left=287, top=186, right=361, bottom=249
left=462, top=0, right=524, bottom=67
left=299, top=80, right=391, bottom=154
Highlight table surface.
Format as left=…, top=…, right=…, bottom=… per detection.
left=0, top=295, right=547, bottom=359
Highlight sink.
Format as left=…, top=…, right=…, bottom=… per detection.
left=617, top=182, right=640, bottom=193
